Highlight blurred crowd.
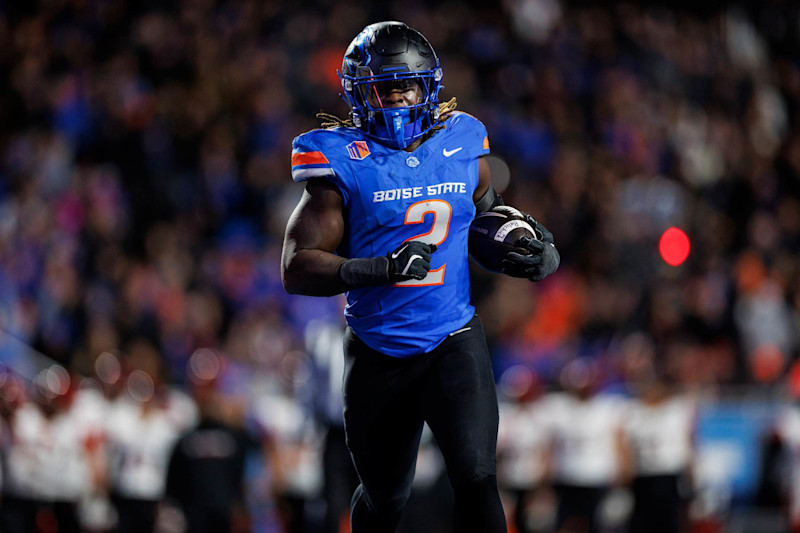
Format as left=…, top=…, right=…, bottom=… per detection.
left=1, top=0, right=800, bottom=531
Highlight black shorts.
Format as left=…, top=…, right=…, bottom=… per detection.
left=554, top=484, right=607, bottom=533
left=342, top=314, right=499, bottom=507
left=629, top=474, right=682, bottom=533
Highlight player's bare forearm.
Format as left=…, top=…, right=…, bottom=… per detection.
left=282, top=178, right=435, bottom=294
left=282, top=245, right=349, bottom=296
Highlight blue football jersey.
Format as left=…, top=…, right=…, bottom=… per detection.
left=290, top=112, right=490, bottom=357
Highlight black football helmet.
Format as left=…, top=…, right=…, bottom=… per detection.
left=339, top=21, right=443, bottom=149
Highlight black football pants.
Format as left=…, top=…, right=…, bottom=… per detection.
left=343, top=314, right=507, bottom=533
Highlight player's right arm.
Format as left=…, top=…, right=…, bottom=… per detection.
left=282, top=178, right=350, bottom=296
left=281, top=178, right=436, bottom=296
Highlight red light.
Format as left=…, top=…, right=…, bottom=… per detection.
left=659, top=227, right=690, bottom=266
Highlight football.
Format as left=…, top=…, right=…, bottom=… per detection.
left=469, top=206, right=537, bottom=273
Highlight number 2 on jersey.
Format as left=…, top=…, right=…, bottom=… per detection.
left=396, top=199, right=451, bottom=287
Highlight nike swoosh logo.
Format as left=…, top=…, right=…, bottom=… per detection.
left=401, top=255, right=423, bottom=276
left=391, top=244, right=409, bottom=259
left=442, top=147, right=463, bottom=157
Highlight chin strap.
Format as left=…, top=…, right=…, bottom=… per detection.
left=372, top=107, right=434, bottom=149
left=389, top=109, right=408, bottom=149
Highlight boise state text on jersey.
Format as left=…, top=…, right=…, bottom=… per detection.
left=291, top=112, right=490, bottom=357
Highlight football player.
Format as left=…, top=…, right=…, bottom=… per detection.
left=496, top=366, right=553, bottom=533
left=281, top=21, right=560, bottom=533
left=2, top=367, right=98, bottom=533
left=545, top=358, right=629, bottom=533
left=624, top=368, right=696, bottom=533
left=105, top=341, right=197, bottom=533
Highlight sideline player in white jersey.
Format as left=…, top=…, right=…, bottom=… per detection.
left=496, top=366, right=554, bottom=533
left=773, top=374, right=800, bottom=533
left=104, top=339, right=197, bottom=533
left=544, top=358, right=628, bottom=533
left=2, top=366, right=99, bottom=533
left=624, top=370, right=697, bottom=533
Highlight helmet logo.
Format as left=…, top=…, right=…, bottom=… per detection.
left=347, top=141, right=371, bottom=160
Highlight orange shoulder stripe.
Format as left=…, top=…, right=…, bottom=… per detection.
left=292, top=151, right=330, bottom=166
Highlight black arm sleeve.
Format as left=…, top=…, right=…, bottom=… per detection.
left=337, top=256, right=392, bottom=288
left=475, top=185, right=504, bottom=213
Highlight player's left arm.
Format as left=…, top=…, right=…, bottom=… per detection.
left=473, top=157, right=502, bottom=212
left=473, top=156, right=560, bottom=282
left=502, top=221, right=560, bottom=282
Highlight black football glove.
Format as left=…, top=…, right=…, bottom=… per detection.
left=525, top=215, right=554, bottom=245
left=387, top=241, right=437, bottom=282
left=501, top=217, right=560, bottom=282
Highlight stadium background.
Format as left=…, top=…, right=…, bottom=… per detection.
left=0, top=0, right=799, bottom=531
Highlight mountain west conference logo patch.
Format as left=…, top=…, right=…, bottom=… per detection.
left=347, top=141, right=370, bottom=160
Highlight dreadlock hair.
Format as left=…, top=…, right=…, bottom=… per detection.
left=316, top=97, right=459, bottom=133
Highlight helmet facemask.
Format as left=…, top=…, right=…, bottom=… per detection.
left=338, top=22, right=444, bottom=149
